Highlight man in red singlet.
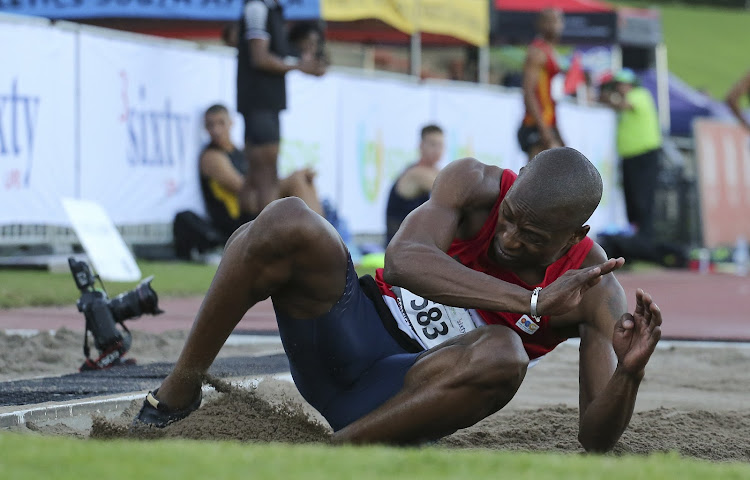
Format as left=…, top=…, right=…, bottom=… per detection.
left=518, top=8, right=565, bottom=162
left=133, top=147, right=662, bottom=453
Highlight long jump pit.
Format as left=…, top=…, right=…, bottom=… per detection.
left=1, top=270, right=749, bottom=462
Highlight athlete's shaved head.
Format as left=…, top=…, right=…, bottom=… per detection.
left=512, top=147, right=602, bottom=229
left=537, top=8, right=564, bottom=41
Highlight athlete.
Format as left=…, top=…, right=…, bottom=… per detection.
left=135, top=147, right=662, bottom=452
left=518, top=8, right=565, bottom=161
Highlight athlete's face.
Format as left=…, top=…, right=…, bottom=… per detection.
left=491, top=185, right=586, bottom=269
left=204, top=111, right=232, bottom=145
left=419, top=132, right=444, bottom=166
left=539, top=9, right=564, bottom=41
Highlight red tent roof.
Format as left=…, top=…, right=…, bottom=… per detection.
left=495, top=0, right=613, bottom=13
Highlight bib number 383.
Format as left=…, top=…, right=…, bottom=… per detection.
left=392, top=287, right=478, bottom=349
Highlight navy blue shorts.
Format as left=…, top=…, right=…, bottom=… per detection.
left=274, top=256, right=421, bottom=431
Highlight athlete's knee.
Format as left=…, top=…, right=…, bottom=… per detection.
left=253, top=197, right=333, bottom=248
left=462, top=326, right=529, bottom=392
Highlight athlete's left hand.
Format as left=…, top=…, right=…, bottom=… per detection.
left=613, top=289, right=662, bottom=377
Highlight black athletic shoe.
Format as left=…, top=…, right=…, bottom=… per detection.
left=131, top=389, right=202, bottom=429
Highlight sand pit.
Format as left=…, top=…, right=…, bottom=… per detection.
left=5, top=332, right=750, bottom=463
left=0, top=328, right=281, bottom=382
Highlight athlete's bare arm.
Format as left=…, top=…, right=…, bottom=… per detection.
left=200, top=149, right=244, bottom=195
left=522, top=46, right=559, bottom=148
left=385, top=157, right=623, bottom=317
left=570, top=244, right=662, bottom=452
left=725, top=69, right=750, bottom=133
left=395, top=165, right=439, bottom=198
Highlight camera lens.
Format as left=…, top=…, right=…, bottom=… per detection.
left=108, top=276, right=163, bottom=323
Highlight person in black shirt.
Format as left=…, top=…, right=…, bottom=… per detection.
left=236, top=0, right=325, bottom=218
left=200, top=104, right=323, bottom=241
left=385, top=125, right=444, bottom=246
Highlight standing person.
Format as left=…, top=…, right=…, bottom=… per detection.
left=517, top=8, right=565, bottom=162
left=725, top=69, right=750, bottom=134
left=599, top=69, right=662, bottom=238
left=236, top=0, right=325, bottom=217
left=385, top=125, right=444, bottom=246
left=134, top=147, right=662, bottom=453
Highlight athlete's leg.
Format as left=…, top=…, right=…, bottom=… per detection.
left=527, top=142, right=546, bottom=163
left=333, top=324, right=529, bottom=444
left=154, top=197, right=348, bottom=409
left=239, top=143, right=280, bottom=215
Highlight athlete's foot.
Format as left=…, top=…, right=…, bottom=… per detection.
left=153, top=372, right=203, bottom=410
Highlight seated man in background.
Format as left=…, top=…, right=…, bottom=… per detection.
left=385, top=124, right=444, bottom=246
left=200, top=103, right=323, bottom=242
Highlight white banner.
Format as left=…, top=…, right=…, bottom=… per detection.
left=279, top=71, right=340, bottom=205
left=428, top=83, right=526, bottom=172
left=558, top=102, right=627, bottom=236
left=78, top=32, right=228, bottom=224
left=0, top=23, right=76, bottom=225
left=338, top=75, right=431, bottom=235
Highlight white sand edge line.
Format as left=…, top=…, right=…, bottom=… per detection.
left=562, top=338, right=750, bottom=350
left=4, top=329, right=750, bottom=350
left=2, top=329, right=281, bottom=345
left=0, top=372, right=294, bottom=429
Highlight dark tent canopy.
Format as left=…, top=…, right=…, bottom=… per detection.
left=492, top=0, right=617, bottom=45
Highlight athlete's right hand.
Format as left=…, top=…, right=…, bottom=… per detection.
left=298, top=54, right=326, bottom=77
left=536, top=257, right=624, bottom=317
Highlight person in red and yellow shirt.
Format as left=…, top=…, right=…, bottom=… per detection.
left=518, top=8, right=565, bottom=162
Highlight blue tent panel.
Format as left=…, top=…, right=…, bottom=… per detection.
left=638, top=68, right=735, bottom=137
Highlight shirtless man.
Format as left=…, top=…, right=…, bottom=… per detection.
left=135, top=147, right=661, bottom=453
left=518, top=9, right=565, bottom=161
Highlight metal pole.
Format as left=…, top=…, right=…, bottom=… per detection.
left=655, top=43, right=671, bottom=134
left=410, top=31, right=421, bottom=78
left=478, top=45, right=490, bottom=84
left=611, top=44, right=622, bottom=71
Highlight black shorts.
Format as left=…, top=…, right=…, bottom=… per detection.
left=274, top=255, right=422, bottom=431
left=243, top=109, right=280, bottom=145
left=517, top=124, right=561, bottom=153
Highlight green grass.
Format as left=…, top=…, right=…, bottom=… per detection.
left=0, top=261, right=218, bottom=309
left=1, top=434, right=749, bottom=479
left=609, top=2, right=750, bottom=100
left=0, top=261, right=379, bottom=309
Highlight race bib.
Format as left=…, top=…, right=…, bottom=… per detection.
left=392, top=287, right=479, bottom=349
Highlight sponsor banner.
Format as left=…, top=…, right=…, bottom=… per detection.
left=694, top=120, right=750, bottom=248
left=427, top=83, right=526, bottom=173
left=557, top=103, right=627, bottom=236
left=279, top=71, right=340, bottom=205
left=0, top=0, right=320, bottom=21
left=78, top=31, right=228, bottom=224
left=0, top=23, right=76, bottom=225
left=337, top=75, right=430, bottom=235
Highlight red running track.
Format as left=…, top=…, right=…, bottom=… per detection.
left=1, top=270, right=748, bottom=341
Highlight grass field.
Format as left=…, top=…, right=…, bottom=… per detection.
left=610, top=2, right=750, bottom=100
left=2, top=434, right=750, bottom=480
left=0, top=261, right=381, bottom=309
left=0, top=261, right=219, bottom=309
